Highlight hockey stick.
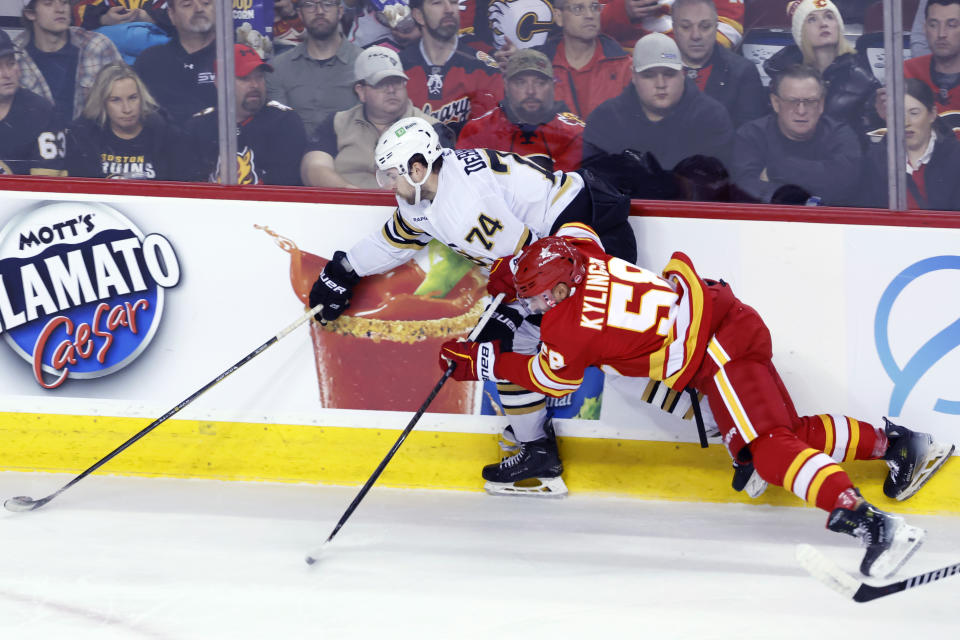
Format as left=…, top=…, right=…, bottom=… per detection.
left=797, top=543, right=960, bottom=603
left=305, top=293, right=505, bottom=565
left=4, top=303, right=326, bottom=513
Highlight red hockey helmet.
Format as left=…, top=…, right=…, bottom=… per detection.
left=515, top=236, right=585, bottom=313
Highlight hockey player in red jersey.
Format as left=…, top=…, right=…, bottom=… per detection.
left=439, top=225, right=956, bottom=578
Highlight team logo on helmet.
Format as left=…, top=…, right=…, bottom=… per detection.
left=0, top=202, right=181, bottom=389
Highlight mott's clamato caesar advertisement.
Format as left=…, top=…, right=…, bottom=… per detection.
left=0, top=202, right=180, bottom=389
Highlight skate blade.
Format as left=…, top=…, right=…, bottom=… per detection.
left=869, top=523, right=926, bottom=579
left=895, top=443, right=955, bottom=501
left=484, top=476, right=568, bottom=498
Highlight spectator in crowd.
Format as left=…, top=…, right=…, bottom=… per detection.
left=134, top=0, right=216, bottom=125
left=731, top=64, right=861, bottom=206
left=457, top=49, right=584, bottom=171
left=861, top=78, right=960, bottom=210
left=535, top=0, right=632, bottom=119
left=268, top=0, right=362, bottom=136
left=601, top=0, right=744, bottom=51
left=300, top=45, right=448, bottom=187
left=0, top=29, right=65, bottom=176
left=14, top=0, right=124, bottom=124
left=66, top=63, right=181, bottom=180
left=672, top=0, right=767, bottom=129
left=72, top=0, right=173, bottom=35
left=399, top=0, right=503, bottom=135
left=182, top=44, right=308, bottom=185
left=905, top=0, right=960, bottom=118
left=763, top=0, right=880, bottom=142
left=583, top=33, right=734, bottom=174
left=273, top=0, right=306, bottom=54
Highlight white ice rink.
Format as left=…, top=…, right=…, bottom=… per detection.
left=1, top=472, right=958, bottom=640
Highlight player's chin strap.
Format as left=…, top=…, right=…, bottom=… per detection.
left=404, top=158, right=434, bottom=204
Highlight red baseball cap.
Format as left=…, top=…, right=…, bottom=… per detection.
left=233, top=44, right=273, bottom=77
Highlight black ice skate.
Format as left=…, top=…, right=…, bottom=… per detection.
left=882, top=418, right=955, bottom=501
left=483, top=429, right=566, bottom=498
left=731, top=461, right=767, bottom=498
left=827, top=493, right=925, bottom=578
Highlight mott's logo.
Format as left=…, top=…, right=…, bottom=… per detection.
left=0, top=202, right=181, bottom=389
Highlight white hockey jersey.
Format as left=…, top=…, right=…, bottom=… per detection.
left=346, top=147, right=584, bottom=276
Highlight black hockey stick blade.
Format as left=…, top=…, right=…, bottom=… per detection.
left=4, top=303, right=324, bottom=513
left=305, top=294, right=505, bottom=566
left=797, top=543, right=960, bottom=603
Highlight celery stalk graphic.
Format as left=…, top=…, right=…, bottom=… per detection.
left=414, top=240, right=475, bottom=297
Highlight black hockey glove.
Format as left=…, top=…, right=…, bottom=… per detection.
left=474, top=301, right=523, bottom=352
left=309, top=250, right=361, bottom=325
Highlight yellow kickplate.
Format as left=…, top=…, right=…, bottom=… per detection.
left=1, top=412, right=957, bottom=515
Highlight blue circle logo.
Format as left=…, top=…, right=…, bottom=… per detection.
left=874, top=256, right=960, bottom=416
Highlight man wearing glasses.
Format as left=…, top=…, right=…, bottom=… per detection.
left=731, top=64, right=861, bottom=206
left=267, top=0, right=362, bottom=135
left=300, top=45, right=451, bottom=188
left=534, top=0, right=632, bottom=119
left=135, top=0, right=216, bottom=125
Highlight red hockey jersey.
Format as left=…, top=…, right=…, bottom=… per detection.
left=905, top=55, right=960, bottom=134
left=495, top=223, right=714, bottom=397
left=399, top=40, right=504, bottom=133
left=456, top=106, right=584, bottom=172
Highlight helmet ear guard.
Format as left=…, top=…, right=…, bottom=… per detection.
left=514, top=237, right=586, bottom=309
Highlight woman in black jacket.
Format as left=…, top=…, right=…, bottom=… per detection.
left=763, top=0, right=881, bottom=142
left=862, top=78, right=960, bottom=211
left=66, top=63, right=182, bottom=180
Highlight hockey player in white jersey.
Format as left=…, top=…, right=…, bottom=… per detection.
left=308, top=116, right=636, bottom=496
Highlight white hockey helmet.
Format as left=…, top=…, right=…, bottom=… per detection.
left=375, top=116, right=443, bottom=203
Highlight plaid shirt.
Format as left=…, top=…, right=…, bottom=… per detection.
left=14, top=27, right=123, bottom=120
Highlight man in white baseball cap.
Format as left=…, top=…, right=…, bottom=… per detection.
left=301, top=45, right=450, bottom=188
left=582, top=32, right=735, bottom=191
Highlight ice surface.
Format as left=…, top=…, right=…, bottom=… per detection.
left=0, top=472, right=957, bottom=639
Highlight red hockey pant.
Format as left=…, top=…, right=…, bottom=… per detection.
left=688, top=298, right=887, bottom=511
